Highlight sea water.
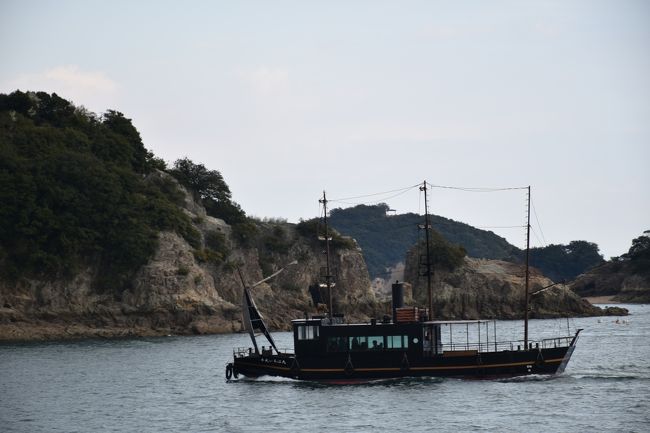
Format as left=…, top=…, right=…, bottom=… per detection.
left=1, top=304, right=649, bottom=433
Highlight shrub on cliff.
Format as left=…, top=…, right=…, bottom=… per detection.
left=296, top=218, right=355, bottom=250
left=413, top=230, right=467, bottom=271
left=169, top=157, right=247, bottom=225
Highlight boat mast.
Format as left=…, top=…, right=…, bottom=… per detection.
left=319, top=191, right=334, bottom=321
left=524, top=185, right=531, bottom=349
left=420, top=181, right=433, bottom=319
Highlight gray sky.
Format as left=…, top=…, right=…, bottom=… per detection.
left=2, top=0, right=648, bottom=258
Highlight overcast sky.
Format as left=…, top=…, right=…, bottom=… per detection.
left=2, top=0, right=648, bottom=258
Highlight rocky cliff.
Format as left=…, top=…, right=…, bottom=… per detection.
left=570, top=261, right=650, bottom=303
left=402, top=248, right=626, bottom=319
left=570, top=232, right=650, bottom=303
left=0, top=175, right=378, bottom=341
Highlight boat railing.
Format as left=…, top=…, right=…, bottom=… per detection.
left=233, top=347, right=295, bottom=358
left=441, top=336, right=574, bottom=353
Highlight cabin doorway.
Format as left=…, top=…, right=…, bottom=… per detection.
left=423, top=324, right=442, bottom=357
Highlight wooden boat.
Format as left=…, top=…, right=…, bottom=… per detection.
left=225, top=183, right=581, bottom=381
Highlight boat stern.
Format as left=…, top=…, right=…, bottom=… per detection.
left=228, top=347, right=297, bottom=379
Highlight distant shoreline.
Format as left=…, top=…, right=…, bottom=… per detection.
left=584, top=295, right=621, bottom=304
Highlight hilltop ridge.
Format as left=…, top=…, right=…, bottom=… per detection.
left=328, top=203, right=605, bottom=284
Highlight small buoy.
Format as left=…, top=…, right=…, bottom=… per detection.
left=226, top=363, right=233, bottom=380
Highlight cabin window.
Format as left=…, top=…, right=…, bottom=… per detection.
left=297, top=325, right=319, bottom=340
left=386, top=335, right=408, bottom=350
left=327, top=337, right=349, bottom=352
left=349, top=336, right=368, bottom=351
left=368, top=336, right=384, bottom=350
left=349, top=336, right=385, bottom=351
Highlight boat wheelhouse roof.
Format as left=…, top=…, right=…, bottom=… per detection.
left=291, top=319, right=323, bottom=324
left=291, top=318, right=495, bottom=326
left=426, top=320, right=494, bottom=325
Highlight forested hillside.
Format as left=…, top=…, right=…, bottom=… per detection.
left=0, top=91, right=255, bottom=292
left=0, top=91, right=195, bottom=290
left=328, top=203, right=604, bottom=282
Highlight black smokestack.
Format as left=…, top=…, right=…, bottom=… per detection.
left=392, top=281, right=404, bottom=323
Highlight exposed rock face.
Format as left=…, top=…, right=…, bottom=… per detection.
left=0, top=176, right=378, bottom=341
left=570, top=261, right=650, bottom=303
left=403, top=252, right=625, bottom=319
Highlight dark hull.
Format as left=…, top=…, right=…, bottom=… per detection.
left=233, top=345, right=575, bottom=381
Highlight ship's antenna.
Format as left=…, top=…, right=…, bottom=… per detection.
left=524, top=185, right=531, bottom=349
left=419, top=181, right=433, bottom=319
left=319, top=191, right=334, bottom=322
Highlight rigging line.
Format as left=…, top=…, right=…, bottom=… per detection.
left=530, top=226, right=545, bottom=248
left=369, top=187, right=420, bottom=204
left=531, top=201, right=547, bottom=246
left=329, top=184, right=420, bottom=202
left=476, top=225, right=526, bottom=229
left=426, top=182, right=528, bottom=192
left=329, top=186, right=419, bottom=206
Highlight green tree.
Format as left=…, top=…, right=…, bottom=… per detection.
left=169, top=158, right=231, bottom=202
left=624, top=232, right=650, bottom=260
left=296, top=218, right=355, bottom=250
left=415, top=230, right=466, bottom=271
left=169, top=157, right=246, bottom=224
left=528, top=241, right=604, bottom=282
left=622, top=231, right=650, bottom=273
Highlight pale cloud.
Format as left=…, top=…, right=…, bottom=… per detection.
left=2, top=65, right=118, bottom=112
left=534, top=21, right=561, bottom=37
left=345, top=121, right=483, bottom=145
left=236, top=66, right=289, bottom=96
left=416, top=23, right=495, bottom=41
left=43, top=65, right=117, bottom=93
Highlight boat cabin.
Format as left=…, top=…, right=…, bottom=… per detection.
left=292, top=315, right=507, bottom=360
left=292, top=317, right=424, bottom=357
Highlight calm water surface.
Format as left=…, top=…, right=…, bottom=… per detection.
left=2, top=305, right=649, bottom=432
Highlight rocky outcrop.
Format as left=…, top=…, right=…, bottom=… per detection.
left=0, top=175, right=378, bottom=341
left=403, top=252, right=627, bottom=319
left=570, top=261, right=650, bottom=303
